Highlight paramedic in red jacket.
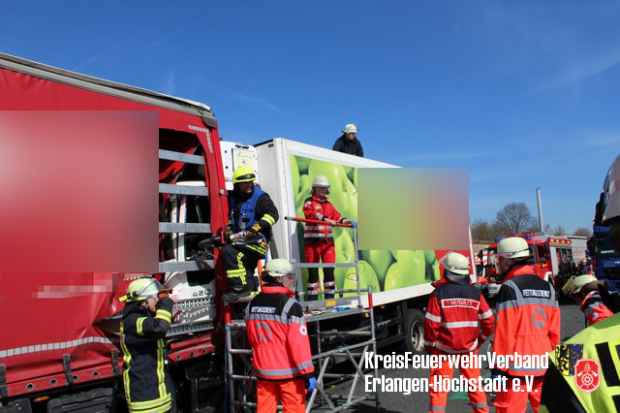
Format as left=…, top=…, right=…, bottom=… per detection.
left=245, top=259, right=316, bottom=413
left=562, top=274, right=613, bottom=326
left=303, top=175, right=350, bottom=299
left=424, top=252, right=495, bottom=413
left=492, top=237, right=561, bottom=413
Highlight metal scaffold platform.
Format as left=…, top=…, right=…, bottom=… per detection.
left=224, top=217, right=380, bottom=412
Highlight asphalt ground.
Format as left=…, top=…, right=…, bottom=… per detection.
left=321, top=302, right=584, bottom=413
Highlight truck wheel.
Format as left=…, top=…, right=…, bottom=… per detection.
left=403, top=308, right=425, bottom=353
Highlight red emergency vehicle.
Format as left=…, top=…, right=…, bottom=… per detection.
left=0, top=53, right=226, bottom=412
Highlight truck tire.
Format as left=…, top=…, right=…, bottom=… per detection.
left=403, top=308, right=425, bottom=353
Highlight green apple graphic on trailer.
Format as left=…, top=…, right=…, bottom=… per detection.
left=291, top=155, right=441, bottom=297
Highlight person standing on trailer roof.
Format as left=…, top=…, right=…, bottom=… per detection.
left=245, top=259, right=316, bottom=413
left=303, top=175, right=351, bottom=300
left=424, top=252, right=495, bottom=413
left=332, top=123, right=364, bottom=157
left=119, top=278, right=175, bottom=413
left=222, top=165, right=279, bottom=303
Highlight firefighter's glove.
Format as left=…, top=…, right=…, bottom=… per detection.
left=249, top=222, right=262, bottom=234
left=157, top=296, right=175, bottom=312
left=306, top=376, right=317, bottom=393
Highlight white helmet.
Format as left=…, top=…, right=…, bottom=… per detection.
left=343, top=123, right=358, bottom=134
left=562, top=274, right=598, bottom=295
left=497, top=237, right=530, bottom=260
left=441, top=252, right=470, bottom=276
left=312, top=175, right=330, bottom=188
left=266, top=258, right=294, bottom=278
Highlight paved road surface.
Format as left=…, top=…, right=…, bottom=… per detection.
left=324, top=303, right=583, bottom=413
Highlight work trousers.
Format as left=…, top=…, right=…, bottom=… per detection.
left=494, top=375, right=543, bottom=413
left=428, top=353, right=489, bottom=413
left=222, top=243, right=262, bottom=295
left=256, top=379, right=305, bottom=413
left=304, top=239, right=336, bottom=299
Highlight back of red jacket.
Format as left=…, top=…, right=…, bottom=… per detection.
left=424, top=279, right=495, bottom=354
left=492, top=265, right=560, bottom=377
left=245, top=285, right=314, bottom=380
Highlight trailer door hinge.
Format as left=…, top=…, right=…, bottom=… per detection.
left=0, top=363, right=7, bottom=398
left=62, top=354, right=74, bottom=386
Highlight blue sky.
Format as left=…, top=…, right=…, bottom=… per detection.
left=2, top=1, right=619, bottom=232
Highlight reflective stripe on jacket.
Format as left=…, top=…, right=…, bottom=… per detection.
left=303, top=195, right=342, bottom=239
left=245, top=285, right=314, bottom=380
left=424, top=278, right=495, bottom=354
left=120, top=298, right=174, bottom=413
left=581, top=291, right=614, bottom=326
left=541, top=314, right=620, bottom=413
left=493, top=264, right=561, bottom=377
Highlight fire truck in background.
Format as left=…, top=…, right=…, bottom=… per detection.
left=0, top=53, right=474, bottom=412
left=476, top=233, right=578, bottom=288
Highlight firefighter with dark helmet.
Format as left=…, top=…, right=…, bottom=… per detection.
left=119, top=278, right=175, bottom=413
left=222, top=165, right=279, bottom=302
left=245, top=259, right=315, bottom=413
left=493, top=237, right=561, bottom=413
left=424, top=252, right=495, bottom=413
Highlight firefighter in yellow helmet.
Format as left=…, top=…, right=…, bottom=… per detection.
left=222, top=166, right=279, bottom=303
left=120, top=278, right=175, bottom=413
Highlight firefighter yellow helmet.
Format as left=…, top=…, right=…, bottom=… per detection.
left=441, top=252, right=470, bottom=276
left=120, top=278, right=162, bottom=302
left=562, top=274, right=598, bottom=295
left=232, top=165, right=256, bottom=184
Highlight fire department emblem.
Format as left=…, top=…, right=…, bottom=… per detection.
left=575, top=359, right=600, bottom=392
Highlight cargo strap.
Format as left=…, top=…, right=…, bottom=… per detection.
left=63, top=354, right=74, bottom=386
left=0, top=363, right=7, bottom=398
left=111, top=351, right=121, bottom=377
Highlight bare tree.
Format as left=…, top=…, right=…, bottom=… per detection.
left=573, top=227, right=592, bottom=237
left=495, top=202, right=536, bottom=235
left=552, top=225, right=567, bottom=236
left=471, top=220, right=496, bottom=242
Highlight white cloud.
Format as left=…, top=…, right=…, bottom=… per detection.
left=540, top=48, right=620, bottom=90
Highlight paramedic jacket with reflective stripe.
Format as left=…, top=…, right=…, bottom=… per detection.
left=245, top=284, right=314, bottom=380
left=303, top=195, right=343, bottom=239
left=229, top=185, right=279, bottom=240
left=120, top=298, right=174, bottom=413
left=492, top=264, right=561, bottom=377
left=581, top=290, right=614, bottom=326
left=424, top=277, right=495, bottom=354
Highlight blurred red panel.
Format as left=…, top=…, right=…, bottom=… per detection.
left=0, top=111, right=158, bottom=272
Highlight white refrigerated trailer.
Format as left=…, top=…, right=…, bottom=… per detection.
left=221, top=137, right=473, bottom=351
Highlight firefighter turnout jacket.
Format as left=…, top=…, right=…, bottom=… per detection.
left=245, top=284, right=314, bottom=380
left=580, top=290, right=613, bottom=326
left=424, top=278, right=495, bottom=354
left=493, top=264, right=561, bottom=377
left=120, top=297, right=174, bottom=413
left=541, top=314, right=620, bottom=413
left=229, top=185, right=279, bottom=242
left=303, top=195, right=344, bottom=240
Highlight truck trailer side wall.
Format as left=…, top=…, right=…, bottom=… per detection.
left=255, top=138, right=464, bottom=307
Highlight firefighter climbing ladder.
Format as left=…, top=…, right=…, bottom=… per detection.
left=224, top=217, right=379, bottom=412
